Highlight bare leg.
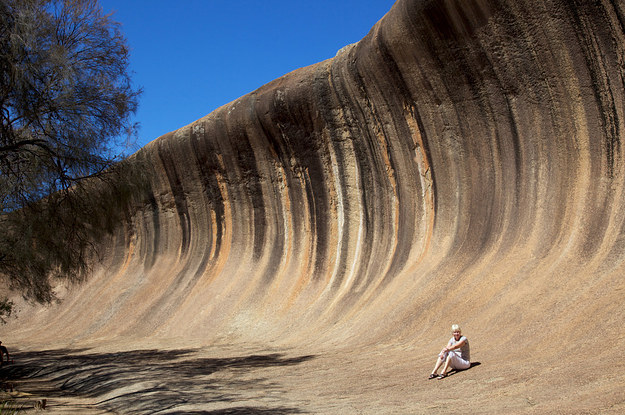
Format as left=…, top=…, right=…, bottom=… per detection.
left=440, top=353, right=453, bottom=376
left=431, top=353, right=445, bottom=375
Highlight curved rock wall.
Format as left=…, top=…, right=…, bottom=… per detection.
left=10, top=0, right=625, bottom=356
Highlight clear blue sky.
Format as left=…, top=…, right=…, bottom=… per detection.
left=98, top=0, right=397, bottom=151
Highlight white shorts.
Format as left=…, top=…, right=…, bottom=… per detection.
left=440, top=351, right=470, bottom=370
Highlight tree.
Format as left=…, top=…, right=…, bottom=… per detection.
left=0, top=0, right=144, bottom=315
left=0, top=0, right=141, bottom=211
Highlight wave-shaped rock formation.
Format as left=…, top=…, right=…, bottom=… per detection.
left=6, top=0, right=625, bottom=412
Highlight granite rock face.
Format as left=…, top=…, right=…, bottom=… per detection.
left=10, top=0, right=625, bottom=353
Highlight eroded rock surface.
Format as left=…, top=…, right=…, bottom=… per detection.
left=6, top=0, right=625, bottom=413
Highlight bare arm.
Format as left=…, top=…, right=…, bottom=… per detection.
left=444, top=338, right=466, bottom=352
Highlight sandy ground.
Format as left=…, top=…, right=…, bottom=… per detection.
left=2, top=339, right=624, bottom=415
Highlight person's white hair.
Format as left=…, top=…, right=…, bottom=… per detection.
left=451, top=324, right=461, bottom=333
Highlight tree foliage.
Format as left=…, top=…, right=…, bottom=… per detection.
left=0, top=0, right=141, bottom=210
left=0, top=0, right=144, bottom=313
left=1, top=162, right=147, bottom=303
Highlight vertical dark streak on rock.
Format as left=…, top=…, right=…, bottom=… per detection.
left=301, top=133, right=329, bottom=283
left=188, top=127, right=225, bottom=279
left=348, top=42, right=405, bottom=292
left=268, top=91, right=317, bottom=282
left=282, top=76, right=330, bottom=283
left=234, top=102, right=266, bottom=262
left=250, top=104, right=286, bottom=286
left=314, top=67, right=352, bottom=290
left=569, top=0, right=620, bottom=178
left=473, top=28, right=525, bottom=251
left=145, top=192, right=160, bottom=270
left=407, top=103, right=438, bottom=223
left=563, top=0, right=625, bottom=257
left=371, top=29, right=434, bottom=286
left=157, top=139, right=191, bottom=257
left=328, top=54, right=378, bottom=293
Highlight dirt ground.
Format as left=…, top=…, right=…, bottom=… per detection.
left=2, top=339, right=624, bottom=414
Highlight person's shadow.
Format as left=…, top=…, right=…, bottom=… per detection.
left=445, top=361, right=481, bottom=377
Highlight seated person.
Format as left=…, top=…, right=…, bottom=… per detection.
left=429, top=324, right=470, bottom=379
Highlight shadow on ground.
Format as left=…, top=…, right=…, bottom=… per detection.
left=443, top=361, right=482, bottom=378
left=0, top=348, right=315, bottom=414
